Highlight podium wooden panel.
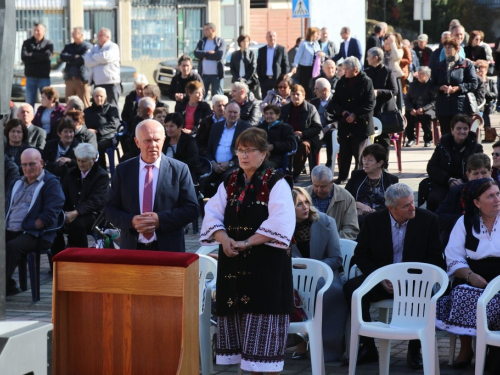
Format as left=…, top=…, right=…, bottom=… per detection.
left=52, top=248, right=199, bottom=375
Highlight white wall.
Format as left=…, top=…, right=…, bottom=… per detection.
left=309, top=0, right=366, bottom=63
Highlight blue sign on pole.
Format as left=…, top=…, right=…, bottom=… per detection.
left=292, top=0, right=310, bottom=18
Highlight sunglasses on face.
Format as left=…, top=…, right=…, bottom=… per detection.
left=492, top=153, right=500, bottom=158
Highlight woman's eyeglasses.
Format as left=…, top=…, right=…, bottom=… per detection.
left=236, top=148, right=259, bottom=156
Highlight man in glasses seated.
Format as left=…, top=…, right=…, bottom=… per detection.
left=5, top=148, right=64, bottom=296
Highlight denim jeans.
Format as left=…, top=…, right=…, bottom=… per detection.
left=25, top=77, right=51, bottom=108
left=202, top=74, right=223, bottom=100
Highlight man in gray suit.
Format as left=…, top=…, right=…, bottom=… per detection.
left=105, top=119, right=199, bottom=251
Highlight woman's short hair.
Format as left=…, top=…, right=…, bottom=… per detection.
left=368, top=47, right=384, bottom=63
left=292, top=187, right=320, bottom=222
left=305, top=27, right=319, bottom=42
left=468, top=30, right=482, bottom=46
left=233, top=81, right=249, bottom=95
left=74, top=142, right=98, bottom=161
left=343, top=56, right=362, bottom=72
left=153, top=107, right=168, bottom=117
left=450, top=113, right=471, bottom=130
left=57, top=118, right=76, bottom=134
left=290, top=84, right=306, bottom=96
left=93, top=87, right=107, bottom=98
left=65, top=109, right=85, bottom=125
left=178, top=54, right=192, bottom=66
left=466, top=153, right=491, bottom=172
left=274, top=73, right=293, bottom=90
left=41, top=86, right=59, bottom=102
left=385, top=183, right=413, bottom=208
left=134, top=73, right=149, bottom=86
left=235, top=127, right=269, bottom=152
left=362, top=144, right=388, bottom=163
left=4, top=118, right=28, bottom=141
left=417, top=66, right=431, bottom=76
left=144, top=84, right=161, bottom=99
left=474, top=59, right=489, bottom=70
left=185, top=80, right=204, bottom=95
left=443, top=37, right=460, bottom=50
left=212, top=94, right=229, bottom=106
left=263, top=104, right=281, bottom=116
left=164, top=112, right=184, bottom=128
left=237, top=34, right=250, bottom=47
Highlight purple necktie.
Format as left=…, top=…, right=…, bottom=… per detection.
left=143, top=165, right=154, bottom=240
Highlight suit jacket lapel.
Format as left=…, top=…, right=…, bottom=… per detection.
left=402, top=215, right=416, bottom=261
left=383, top=212, right=395, bottom=262
left=131, top=157, right=141, bottom=214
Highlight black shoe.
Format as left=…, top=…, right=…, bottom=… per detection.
left=325, top=161, right=332, bottom=168
left=424, top=141, right=432, bottom=147
left=334, top=178, right=346, bottom=185
left=407, top=346, right=423, bottom=370
left=405, top=140, right=416, bottom=147
left=7, top=284, right=22, bottom=296
left=356, top=344, right=379, bottom=365
left=452, top=352, right=473, bottom=369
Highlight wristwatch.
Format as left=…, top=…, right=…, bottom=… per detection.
left=244, top=239, right=252, bottom=249
left=228, top=161, right=234, bottom=168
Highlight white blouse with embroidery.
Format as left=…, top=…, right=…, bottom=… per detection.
left=445, top=214, right=500, bottom=276
left=199, top=178, right=295, bottom=249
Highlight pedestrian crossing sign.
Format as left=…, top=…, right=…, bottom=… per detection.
left=292, top=0, right=310, bottom=18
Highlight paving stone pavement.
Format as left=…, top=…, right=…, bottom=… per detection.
left=5, top=107, right=499, bottom=374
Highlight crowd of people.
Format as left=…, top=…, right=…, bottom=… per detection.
left=5, top=18, right=500, bottom=375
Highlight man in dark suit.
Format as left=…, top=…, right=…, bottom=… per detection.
left=365, top=22, right=386, bottom=66
left=311, top=78, right=335, bottom=168
left=105, top=119, right=199, bottom=251
left=257, top=30, right=291, bottom=99
left=343, top=183, right=445, bottom=369
left=333, top=27, right=363, bottom=68
left=204, top=102, right=252, bottom=196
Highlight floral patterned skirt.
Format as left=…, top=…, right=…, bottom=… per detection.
left=436, top=284, right=500, bottom=336
left=216, top=312, right=289, bottom=372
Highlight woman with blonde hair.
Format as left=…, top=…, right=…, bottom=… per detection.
left=290, top=186, right=347, bottom=362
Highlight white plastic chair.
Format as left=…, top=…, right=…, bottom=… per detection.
left=349, top=262, right=448, bottom=375
left=339, top=239, right=357, bottom=280
left=198, top=254, right=217, bottom=375
left=367, top=117, right=383, bottom=146
left=476, top=275, right=500, bottom=374
left=329, top=124, right=339, bottom=174
left=289, top=258, right=334, bottom=375
left=196, top=245, right=219, bottom=256
left=470, top=113, right=485, bottom=145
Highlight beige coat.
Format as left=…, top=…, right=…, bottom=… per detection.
left=305, top=184, right=359, bottom=239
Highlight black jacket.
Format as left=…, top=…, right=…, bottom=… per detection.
left=365, top=33, right=382, bottom=66
left=230, top=49, right=256, bottom=82
left=431, top=57, right=478, bottom=116
left=326, top=71, right=376, bottom=138
left=174, top=99, right=213, bottom=132
left=435, top=183, right=465, bottom=247
left=169, top=72, right=204, bottom=101
left=311, top=74, right=339, bottom=93
left=464, top=45, right=487, bottom=61
left=194, top=36, right=226, bottom=79
left=365, top=64, right=398, bottom=115
left=485, top=78, right=498, bottom=104
left=279, top=101, right=322, bottom=151
left=231, top=92, right=262, bottom=126
left=5, top=154, right=20, bottom=191
left=196, top=114, right=219, bottom=157
left=256, top=120, right=296, bottom=166
left=413, top=46, right=433, bottom=67
left=427, top=132, right=483, bottom=186
left=205, top=120, right=252, bottom=164
left=84, top=102, right=121, bottom=141
left=21, top=37, right=53, bottom=78
left=62, top=161, right=109, bottom=216
left=163, top=131, right=200, bottom=182
left=121, top=90, right=139, bottom=125
left=256, top=44, right=290, bottom=81
left=404, top=78, right=436, bottom=118
left=42, top=138, right=80, bottom=178
left=74, top=124, right=98, bottom=150
left=61, top=41, right=92, bottom=82
left=345, top=169, right=399, bottom=203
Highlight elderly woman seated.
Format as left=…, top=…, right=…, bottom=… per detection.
left=436, top=179, right=500, bottom=369
left=4, top=119, right=30, bottom=172
left=42, top=118, right=80, bottom=178
left=121, top=73, right=148, bottom=125
left=51, top=143, right=110, bottom=257
left=83, top=87, right=121, bottom=169
left=345, top=144, right=399, bottom=227
left=404, top=66, right=436, bottom=147
left=290, top=187, right=347, bottom=362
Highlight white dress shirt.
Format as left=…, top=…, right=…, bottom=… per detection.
left=138, top=156, right=162, bottom=243
left=344, top=38, right=351, bottom=57
left=266, top=44, right=276, bottom=76
left=214, top=121, right=237, bottom=163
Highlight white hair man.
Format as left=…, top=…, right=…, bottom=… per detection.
left=121, top=73, right=149, bottom=124
left=319, top=27, right=338, bottom=59
left=311, top=78, right=336, bottom=168
left=84, top=27, right=121, bottom=106
left=62, top=27, right=93, bottom=107
left=230, top=82, right=262, bottom=126
left=18, top=103, right=46, bottom=149
left=196, top=95, right=229, bottom=156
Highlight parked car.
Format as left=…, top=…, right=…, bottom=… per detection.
left=11, top=52, right=137, bottom=102
left=153, top=41, right=266, bottom=100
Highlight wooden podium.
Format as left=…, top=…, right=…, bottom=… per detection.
left=52, top=248, right=199, bottom=375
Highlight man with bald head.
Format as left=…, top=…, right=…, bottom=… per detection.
left=5, top=148, right=64, bottom=295
left=105, top=120, right=199, bottom=251
left=257, top=30, right=290, bottom=98
left=18, top=103, right=46, bottom=149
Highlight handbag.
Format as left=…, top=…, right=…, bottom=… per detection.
left=290, top=289, right=308, bottom=322
left=484, top=127, right=499, bottom=142
left=312, top=53, right=321, bottom=78
left=467, top=92, right=479, bottom=114
left=378, top=99, right=405, bottom=134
